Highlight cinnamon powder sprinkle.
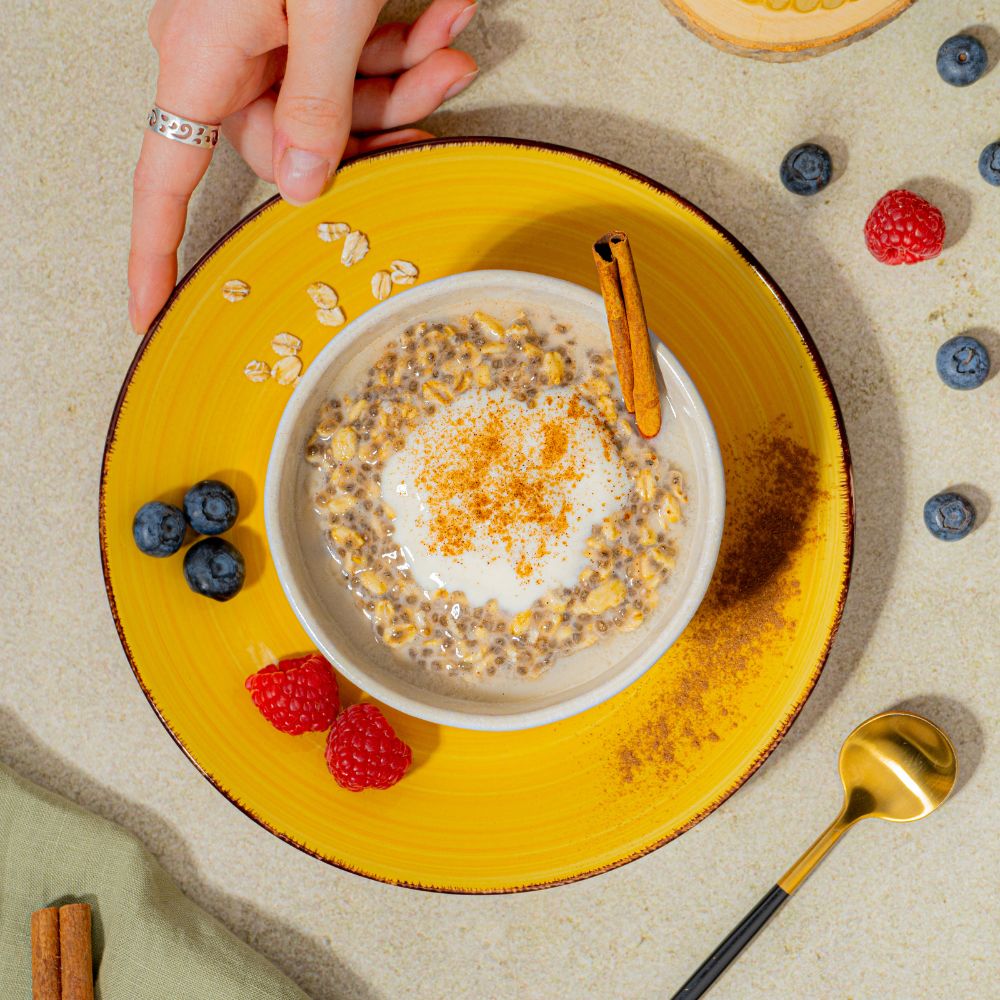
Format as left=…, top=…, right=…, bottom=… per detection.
left=613, top=422, right=828, bottom=787
left=413, top=392, right=614, bottom=573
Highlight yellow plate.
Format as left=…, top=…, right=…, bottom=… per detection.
left=101, top=139, right=852, bottom=892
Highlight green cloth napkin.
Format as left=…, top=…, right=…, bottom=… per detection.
left=0, top=761, right=311, bottom=999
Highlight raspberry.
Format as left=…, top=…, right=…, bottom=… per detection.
left=325, top=704, right=412, bottom=791
left=245, top=654, right=340, bottom=735
left=864, top=189, right=945, bottom=265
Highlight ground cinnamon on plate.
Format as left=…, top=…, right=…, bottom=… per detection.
left=612, top=421, right=826, bottom=786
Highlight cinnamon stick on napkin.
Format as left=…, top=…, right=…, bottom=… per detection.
left=31, top=902, right=94, bottom=1000
left=30, top=907, right=60, bottom=1000
left=60, top=903, right=94, bottom=1000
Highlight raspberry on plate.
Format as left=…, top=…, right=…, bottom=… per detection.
left=325, top=704, right=412, bottom=791
left=245, top=654, right=340, bottom=735
left=864, top=189, right=945, bottom=265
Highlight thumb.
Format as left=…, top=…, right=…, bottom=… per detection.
left=274, top=0, right=382, bottom=204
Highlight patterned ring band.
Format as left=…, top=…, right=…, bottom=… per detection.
left=146, top=106, right=220, bottom=149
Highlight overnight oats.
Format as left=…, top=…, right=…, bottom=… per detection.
left=304, top=308, right=689, bottom=682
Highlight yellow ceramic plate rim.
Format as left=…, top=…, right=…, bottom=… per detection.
left=100, top=137, right=854, bottom=893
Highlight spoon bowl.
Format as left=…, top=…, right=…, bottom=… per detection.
left=838, top=711, right=958, bottom=824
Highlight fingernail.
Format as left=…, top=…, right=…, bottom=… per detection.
left=449, top=2, right=477, bottom=40
left=443, top=70, right=478, bottom=102
left=277, top=148, right=332, bottom=205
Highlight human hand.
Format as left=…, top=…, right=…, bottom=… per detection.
left=129, top=0, right=478, bottom=334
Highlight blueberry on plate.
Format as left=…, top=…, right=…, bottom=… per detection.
left=183, top=537, right=246, bottom=601
left=923, top=492, right=976, bottom=541
left=133, top=501, right=186, bottom=557
left=183, top=479, right=239, bottom=535
left=780, top=143, right=832, bottom=196
left=936, top=335, right=990, bottom=389
left=936, top=34, right=988, bottom=87
left=978, top=141, right=1000, bottom=186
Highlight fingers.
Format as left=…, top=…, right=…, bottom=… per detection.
left=130, top=43, right=239, bottom=336
left=352, top=48, right=477, bottom=133
left=229, top=107, right=432, bottom=182
left=226, top=74, right=444, bottom=180
left=226, top=46, right=476, bottom=181
left=273, top=0, right=382, bottom=205
left=129, top=132, right=213, bottom=334
left=223, top=92, right=278, bottom=183
left=359, top=0, right=476, bottom=77
left=130, top=3, right=264, bottom=334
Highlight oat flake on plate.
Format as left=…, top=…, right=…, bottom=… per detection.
left=341, top=231, right=369, bottom=266
left=243, top=359, right=270, bottom=382
left=222, top=279, right=250, bottom=302
left=307, top=282, right=339, bottom=309
left=389, top=260, right=418, bottom=285
left=273, top=355, right=303, bottom=385
left=316, top=306, right=346, bottom=327
left=371, top=270, right=392, bottom=301
left=316, top=222, right=350, bottom=243
left=271, top=332, right=302, bottom=357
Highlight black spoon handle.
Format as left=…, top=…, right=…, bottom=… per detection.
left=670, top=885, right=789, bottom=1000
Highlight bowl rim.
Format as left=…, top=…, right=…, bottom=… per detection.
left=264, top=269, right=726, bottom=731
left=100, top=136, right=855, bottom=893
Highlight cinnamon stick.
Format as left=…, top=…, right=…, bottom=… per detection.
left=591, top=238, right=634, bottom=412
left=58, top=904, right=93, bottom=1000
left=607, top=232, right=661, bottom=438
left=31, top=907, right=61, bottom=1000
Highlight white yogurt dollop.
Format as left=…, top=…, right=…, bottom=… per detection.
left=380, top=388, right=630, bottom=612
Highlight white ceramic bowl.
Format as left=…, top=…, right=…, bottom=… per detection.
left=265, top=271, right=724, bottom=731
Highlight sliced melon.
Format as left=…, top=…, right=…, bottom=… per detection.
left=661, top=0, right=915, bottom=61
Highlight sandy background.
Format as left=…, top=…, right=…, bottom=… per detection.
left=2, top=0, right=997, bottom=996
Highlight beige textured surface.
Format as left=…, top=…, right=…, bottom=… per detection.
left=2, top=0, right=997, bottom=997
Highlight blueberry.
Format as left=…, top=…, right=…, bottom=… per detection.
left=936, top=34, right=988, bottom=86
left=780, top=143, right=832, bottom=196
left=936, top=335, right=990, bottom=389
left=183, top=479, right=239, bottom=535
left=978, top=141, right=1000, bottom=186
left=133, top=501, right=186, bottom=557
left=924, top=492, right=976, bottom=541
left=183, top=537, right=246, bottom=601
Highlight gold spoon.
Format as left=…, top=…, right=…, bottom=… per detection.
left=672, top=711, right=958, bottom=999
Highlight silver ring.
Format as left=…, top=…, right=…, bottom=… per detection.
left=146, top=106, right=220, bottom=149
